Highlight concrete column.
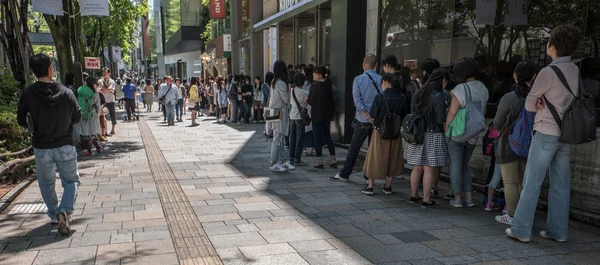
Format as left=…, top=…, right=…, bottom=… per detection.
left=154, top=0, right=165, bottom=77
left=230, top=0, right=241, bottom=74
left=365, top=0, right=379, bottom=55
left=250, top=0, right=264, bottom=79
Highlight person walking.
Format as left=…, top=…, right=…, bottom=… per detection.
left=122, top=77, right=136, bottom=121
left=507, top=25, right=582, bottom=243
left=268, top=61, right=294, bottom=172
left=98, top=67, right=117, bottom=135
left=174, top=78, right=184, bottom=122
left=445, top=58, right=489, bottom=208
left=362, top=73, right=409, bottom=196
left=158, top=76, right=179, bottom=126
left=493, top=60, right=538, bottom=225
left=188, top=76, right=200, bottom=126
left=406, top=68, right=449, bottom=207
left=330, top=54, right=379, bottom=180
left=77, top=76, right=103, bottom=155
left=289, top=72, right=309, bottom=166
left=308, top=65, right=336, bottom=169
left=17, top=54, right=82, bottom=235
left=144, top=79, right=154, bottom=112
left=182, top=79, right=190, bottom=116
left=155, top=78, right=162, bottom=112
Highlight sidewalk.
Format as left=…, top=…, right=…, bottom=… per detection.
left=1, top=107, right=600, bottom=265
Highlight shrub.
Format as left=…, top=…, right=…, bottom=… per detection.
left=0, top=69, right=21, bottom=113
left=0, top=111, right=30, bottom=153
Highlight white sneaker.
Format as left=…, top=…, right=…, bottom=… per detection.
left=283, top=162, right=295, bottom=170
left=495, top=214, right=513, bottom=225
left=50, top=218, right=59, bottom=224
left=539, top=230, right=567, bottom=243
left=505, top=228, right=530, bottom=243
left=270, top=163, right=287, bottom=172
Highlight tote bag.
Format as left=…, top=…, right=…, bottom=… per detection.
left=450, top=84, right=486, bottom=142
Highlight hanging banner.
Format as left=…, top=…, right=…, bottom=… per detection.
left=32, top=0, right=63, bottom=16
left=210, top=0, right=226, bottom=19
left=475, top=0, right=496, bottom=25
left=80, top=0, right=110, bottom=17
left=504, top=0, right=528, bottom=26
left=112, top=46, right=122, bottom=62
left=223, top=34, right=232, bottom=58
left=404, top=60, right=418, bottom=70
left=85, top=57, right=101, bottom=69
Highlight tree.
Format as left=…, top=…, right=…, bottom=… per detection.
left=0, top=0, right=32, bottom=88
left=43, top=0, right=76, bottom=82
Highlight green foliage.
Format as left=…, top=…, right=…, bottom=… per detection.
left=0, top=70, right=21, bottom=112
left=200, top=0, right=231, bottom=41
left=0, top=111, right=30, bottom=153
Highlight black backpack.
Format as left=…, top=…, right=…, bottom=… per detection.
left=544, top=66, right=596, bottom=145
left=377, top=94, right=405, bottom=140
left=401, top=93, right=440, bottom=145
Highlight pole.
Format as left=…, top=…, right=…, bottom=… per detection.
left=68, top=0, right=83, bottom=88
left=99, top=17, right=105, bottom=68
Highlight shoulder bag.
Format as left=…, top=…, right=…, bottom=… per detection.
left=450, top=84, right=486, bottom=142
left=264, top=81, right=283, bottom=122
left=292, top=89, right=311, bottom=126
left=159, top=85, right=173, bottom=105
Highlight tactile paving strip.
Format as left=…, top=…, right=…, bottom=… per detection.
left=138, top=118, right=223, bottom=265
left=8, top=203, right=47, bottom=214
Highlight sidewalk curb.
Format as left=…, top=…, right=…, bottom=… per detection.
left=0, top=175, right=35, bottom=213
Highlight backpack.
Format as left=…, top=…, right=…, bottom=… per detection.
left=377, top=94, right=405, bottom=140
left=544, top=66, right=596, bottom=144
left=401, top=93, right=440, bottom=145
left=507, top=98, right=535, bottom=157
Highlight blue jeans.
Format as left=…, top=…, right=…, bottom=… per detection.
left=176, top=99, right=184, bottom=119
left=289, top=120, right=305, bottom=162
left=511, top=132, right=572, bottom=239
left=166, top=101, right=175, bottom=123
left=230, top=100, right=239, bottom=122
left=447, top=139, right=476, bottom=195
left=270, top=131, right=286, bottom=163
left=34, top=145, right=79, bottom=219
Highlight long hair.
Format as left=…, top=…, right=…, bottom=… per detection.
left=265, top=72, right=274, bottom=88
left=273, top=60, right=289, bottom=86
left=190, top=76, right=198, bottom=87
left=314, top=65, right=330, bottom=83
left=381, top=55, right=399, bottom=71
left=303, top=66, right=313, bottom=84
left=513, top=60, right=538, bottom=98
left=415, top=68, right=448, bottom=109
left=400, top=66, right=411, bottom=91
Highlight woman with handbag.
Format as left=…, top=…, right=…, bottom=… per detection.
left=289, top=72, right=310, bottom=166
left=444, top=58, right=489, bottom=208
left=362, top=73, right=409, bottom=196
left=307, top=65, right=336, bottom=169
left=267, top=60, right=294, bottom=172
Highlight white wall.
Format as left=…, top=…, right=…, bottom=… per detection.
left=164, top=50, right=203, bottom=79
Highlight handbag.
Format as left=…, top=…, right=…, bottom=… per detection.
left=159, top=85, right=173, bottom=105
left=292, top=88, right=311, bottom=125
left=264, top=81, right=283, bottom=122
left=449, top=84, right=486, bottom=142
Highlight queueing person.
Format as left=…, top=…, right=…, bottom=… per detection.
left=217, top=76, right=229, bottom=124
left=308, top=65, right=336, bottom=169
left=241, top=75, right=253, bottom=123
left=263, top=72, right=274, bottom=136
left=289, top=72, right=309, bottom=166
left=253, top=76, right=264, bottom=123
left=268, top=61, right=294, bottom=172
left=77, top=76, right=103, bottom=156
left=302, top=66, right=315, bottom=156
left=330, top=54, right=380, bottom=181
left=228, top=75, right=242, bottom=125
left=362, top=72, right=409, bottom=195
left=98, top=67, right=117, bottom=135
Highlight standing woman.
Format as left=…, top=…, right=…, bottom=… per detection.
left=144, top=79, right=154, bottom=112
left=188, top=76, right=200, bottom=126
left=307, top=65, right=336, bottom=169
left=77, top=77, right=103, bottom=156
left=302, top=66, right=315, bottom=156
left=406, top=68, right=449, bottom=207
left=207, top=77, right=215, bottom=116
left=362, top=73, right=409, bottom=195
left=268, top=60, right=294, bottom=172
left=253, top=76, right=264, bottom=123
left=445, top=58, right=489, bottom=208
left=263, top=72, right=274, bottom=136
left=217, top=77, right=229, bottom=123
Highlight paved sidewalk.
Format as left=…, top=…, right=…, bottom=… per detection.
left=2, top=107, right=600, bottom=265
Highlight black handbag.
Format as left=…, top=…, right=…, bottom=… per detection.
left=159, top=85, right=173, bottom=105
left=292, top=89, right=311, bottom=126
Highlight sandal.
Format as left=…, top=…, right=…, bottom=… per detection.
left=314, top=159, right=324, bottom=169
left=329, top=157, right=337, bottom=169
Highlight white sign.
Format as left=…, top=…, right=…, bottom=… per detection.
left=112, top=46, right=122, bottom=62
left=279, top=0, right=305, bottom=12
left=504, top=0, right=528, bottom=26
left=476, top=0, right=496, bottom=25
left=223, top=34, right=232, bottom=52
left=32, top=0, right=63, bottom=16
left=80, top=0, right=110, bottom=17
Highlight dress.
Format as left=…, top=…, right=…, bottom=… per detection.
left=144, top=85, right=154, bottom=105
left=78, top=93, right=102, bottom=137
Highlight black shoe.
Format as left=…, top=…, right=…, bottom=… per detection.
left=361, top=186, right=374, bottom=196
left=409, top=196, right=422, bottom=204
left=431, top=188, right=439, bottom=197
left=382, top=186, right=393, bottom=195
left=421, top=200, right=436, bottom=208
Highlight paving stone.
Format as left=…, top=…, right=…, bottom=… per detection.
left=114, top=205, right=145, bottom=213
left=96, top=242, right=136, bottom=262
left=206, top=199, right=236, bottom=205
left=86, top=222, right=122, bottom=232
left=322, top=224, right=367, bottom=237
left=208, top=232, right=268, bottom=248
left=204, top=225, right=241, bottom=235
left=1, top=241, right=31, bottom=253
left=33, top=246, right=97, bottom=265
left=408, top=259, right=444, bottom=265
left=0, top=251, right=39, bottom=265
left=122, top=218, right=166, bottom=229
left=132, top=230, right=171, bottom=242
left=222, top=253, right=309, bottom=265
left=425, top=228, right=480, bottom=239
left=135, top=239, right=175, bottom=255
left=70, top=233, right=111, bottom=247
left=469, top=260, right=527, bottom=265
left=103, top=212, right=134, bottom=222
left=133, top=210, right=164, bottom=220
left=216, top=247, right=244, bottom=259
left=470, top=253, right=503, bottom=262
left=355, top=220, right=413, bottom=235
left=300, top=249, right=374, bottom=265
left=110, top=233, right=133, bottom=244
left=555, top=251, right=599, bottom=265
left=121, top=253, right=179, bottom=265
left=208, top=185, right=257, bottom=194
left=233, top=196, right=273, bottom=204
left=336, top=235, right=384, bottom=248
left=236, top=223, right=259, bottom=232
left=28, top=237, right=72, bottom=251
left=423, top=239, right=478, bottom=256
left=238, top=243, right=297, bottom=257
left=255, top=220, right=304, bottom=231
left=300, top=196, right=357, bottom=207
left=518, top=256, right=570, bottom=265
left=355, top=243, right=443, bottom=263
left=259, top=226, right=333, bottom=243
left=238, top=210, right=274, bottom=219
left=234, top=202, right=280, bottom=212
left=435, top=255, right=480, bottom=265
left=289, top=239, right=336, bottom=252
left=224, top=219, right=249, bottom=226
left=197, top=213, right=242, bottom=223
left=372, top=234, right=405, bottom=245
left=454, top=236, right=530, bottom=252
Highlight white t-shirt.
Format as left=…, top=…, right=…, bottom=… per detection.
left=98, top=78, right=116, bottom=103
left=451, top=80, right=489, bottom=144
left=289, top=87, right=309, bottom=120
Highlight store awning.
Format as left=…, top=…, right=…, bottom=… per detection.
left=253, top=0, right=328, bottom=32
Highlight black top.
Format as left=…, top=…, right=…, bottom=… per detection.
left=410, top=91, right=446, bottom=133
left=17, top=82, right=82, bottom=149
left=370, top=87, right=409, bottom=128
left=307, top=81, right=336, bottom=121
left=242, top=84, right=253, bottom=102
left=228, top=82, right=240, bottom=100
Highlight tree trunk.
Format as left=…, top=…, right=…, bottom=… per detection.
left=44, top=9, right=73, bottom=83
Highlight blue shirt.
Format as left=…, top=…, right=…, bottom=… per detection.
left=123, top=83, right=136, bottom=99
left=352, top=69, right=382, bottom=123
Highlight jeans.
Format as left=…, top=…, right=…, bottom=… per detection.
left=216, top=102, right=221, bottom=118
left=105, top=102, right=117, bottom=125
left=230, top=100, right=239, bottom=122
left=511, top=132, right=572, bottom=239
left=162, top=103, right=167, bottom=120
left=34, top=145, right=79, bottom=219
left=243, top=101, right=252, bottom=122
left=176, top=99, right=184, bottom=119
left=124, top=98, right=135, bottom=120
left=499, top=159, right=526, bottom=216
left=289, top=120, right=306, bottom=162
left=339, top=122, right=372, bottom=178
left=270, top=131, right=286, bottom=163
left=447, top=139, right=476, bottom=195
left=488, top=164, right=502, bottom=189
left=165, top=101, right=175, bottom=123
left=312, top=119, right=335, bottom=158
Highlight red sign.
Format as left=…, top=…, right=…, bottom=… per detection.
left=210, top=0, right=226, bottom=19
left=404, top=59, right=418, bottom=70
left=85, top=57, right=101, bottom=70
